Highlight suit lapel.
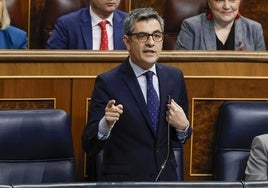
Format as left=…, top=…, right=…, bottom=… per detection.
left=81, top=8, right=93, bottom=49
left=204, top=19, right=217, bottom=50
left=234, top=19, right=246, bottom=50
left=120, top=60, right=171, bottom=137
left=113, top=10, right=125, bottom=49
left=156, top=64, right=170, bottom=139
left=121, top=59, right=153, bottom=133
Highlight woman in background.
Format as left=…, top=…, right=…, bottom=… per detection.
left=0, top=0, right=28, bottom=49
left=176, top=0, right=266, bottom=51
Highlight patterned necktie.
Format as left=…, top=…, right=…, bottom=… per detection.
left=145, top=71, right=160, bottom=133
left=98, top=20, right=109, bottom=50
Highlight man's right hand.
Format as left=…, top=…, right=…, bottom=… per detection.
left=105, top=99, right=123, bottom=125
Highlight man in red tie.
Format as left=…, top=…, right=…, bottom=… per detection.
left=46, top=0, right=127, bottom=50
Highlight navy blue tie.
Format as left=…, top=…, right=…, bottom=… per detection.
left=145, top=71, right=160, bottom=133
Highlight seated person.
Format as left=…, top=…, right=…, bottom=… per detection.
left=245, top=134, right=268, bottom=181
left=176, top=0, right=266, bottom=50
left=0, top=0, right=28, bottom=49
left=46, top=0, right=127, bottom=50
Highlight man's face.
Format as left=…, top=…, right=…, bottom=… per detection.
left=123, top=19, right=163, bottom=70
left=91, top=0, right=120, bottom=19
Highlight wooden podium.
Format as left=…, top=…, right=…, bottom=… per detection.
left=0, top=50, right=267, bottom=181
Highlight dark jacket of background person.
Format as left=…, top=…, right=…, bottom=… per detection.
left=46, top=8, right=127, bottom=49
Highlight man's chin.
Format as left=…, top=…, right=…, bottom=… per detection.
left=143, top=58, right=158, bottom=65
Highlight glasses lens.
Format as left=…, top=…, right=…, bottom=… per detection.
left=131, top=32, right=163, bottom=42
left=153, top=33, right=163, bottom=42
left=136, top=33, right=149, bottom=42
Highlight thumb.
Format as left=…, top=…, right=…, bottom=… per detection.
left=107, top=99, right=116, bottom=108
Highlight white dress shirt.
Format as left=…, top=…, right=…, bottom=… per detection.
left=90, top=6, right=114, bottom=50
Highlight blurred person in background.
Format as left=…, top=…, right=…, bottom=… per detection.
left=46, top=0, right=127, bottom=50
left=176, top=0, right=266, bottom=50
left=245, top=134, right=268, bottom=181
left=0, top=0, right=28, bottom=49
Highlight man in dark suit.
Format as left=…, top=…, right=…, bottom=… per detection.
left=82, top=7, right=192, bottom=181
left=46, top=0, right=127, bottom=50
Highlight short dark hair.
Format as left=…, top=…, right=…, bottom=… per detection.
left=124, top=7, right=164, bottom=35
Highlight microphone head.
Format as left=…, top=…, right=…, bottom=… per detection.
left=166, top=95, right=171, bottom=110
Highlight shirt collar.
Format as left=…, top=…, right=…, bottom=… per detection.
left=129, top=58, right=157, bottom=78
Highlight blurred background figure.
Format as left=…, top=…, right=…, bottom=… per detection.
left=245, top=134, right=268, bottom=181
left=0, top=0, right=28, bottom=49
left=46, top=0, right=127, bottom=50
left=176, top=0, right=266, bottom=50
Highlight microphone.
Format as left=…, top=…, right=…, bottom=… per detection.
left=155, top=95, right=171, bottom=181
left=166, top=95, right=171, bottom=110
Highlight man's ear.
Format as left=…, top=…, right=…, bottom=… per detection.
left=123, top=35, right=131, bottom=50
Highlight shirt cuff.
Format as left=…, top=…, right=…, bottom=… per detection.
left=176, top=124, right=190, bottom=143
left=98, top=116, right=114, bottom=140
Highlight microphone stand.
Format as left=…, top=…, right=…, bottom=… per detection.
left=155, top=96, right=171, bottom=181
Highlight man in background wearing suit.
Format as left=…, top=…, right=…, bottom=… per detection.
left=82, top=7, right=192, bottom=181
left=245, top=134, right=268, bottom=181
left=46, top=0, right=127, bottom=50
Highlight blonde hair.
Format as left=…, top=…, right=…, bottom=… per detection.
left=0, top=0, right=11, bottom=30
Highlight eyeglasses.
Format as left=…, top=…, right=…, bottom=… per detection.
left=128, top=32, right=164, bottom=42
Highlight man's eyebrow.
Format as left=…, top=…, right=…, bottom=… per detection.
left=136, top=30, right=162, bottom=34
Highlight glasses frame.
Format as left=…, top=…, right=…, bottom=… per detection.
left=127, top=31, right=164, bottom=42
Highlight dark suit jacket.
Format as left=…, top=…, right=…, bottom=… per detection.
left=0, top=26, right=28, bottom=49
left=46, top=8, right=127, bottom=49
left=82, top=58, right=192, bottom=181
left=176, top=13, right=266, bottom=50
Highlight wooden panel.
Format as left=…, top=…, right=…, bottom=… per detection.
left=0, top=79, right=71, bottom=110
left=0, top=51, right=267, bottom=181
left=240, top=0, right=268, bottom=48
left=0, top=99, right=55, bottom=110
left=0, top=50, right=267, bottom=76
left=190, top=99, right=222, bottom=178
left=71, top=79, right=96, bottom=180
left=30, top=0, right=45, bottom=49
left=184, top=78, right=268, bottom=181
left=6, top=0, right=29, bottom=33
left=130, top=0, right=166, bottom=16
